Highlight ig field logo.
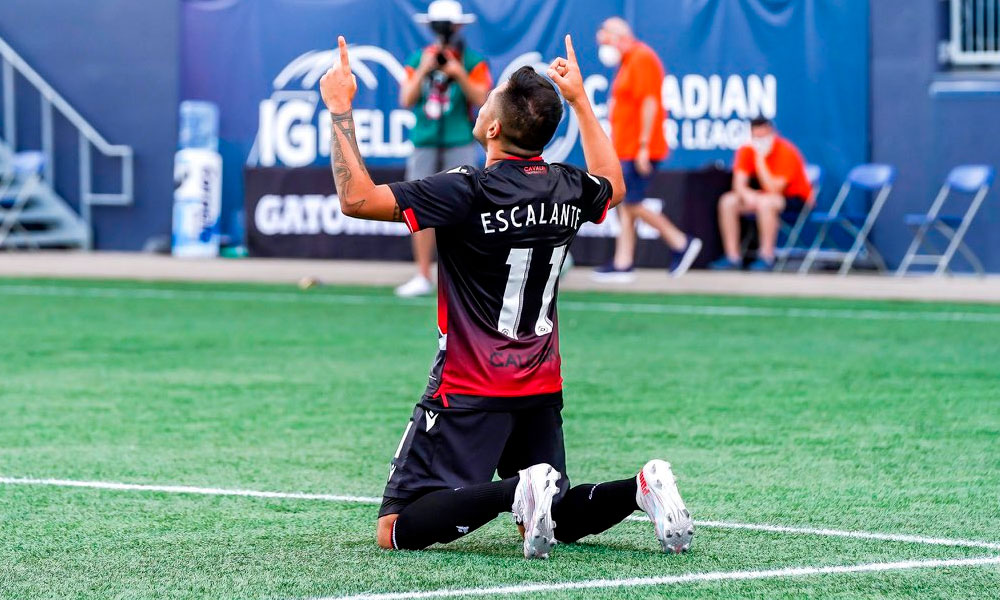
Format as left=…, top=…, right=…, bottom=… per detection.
left=252, top=46, right=415, bottom=167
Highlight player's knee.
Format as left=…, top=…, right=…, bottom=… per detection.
left=376, top=515, right=397, bottom=550
left=376, top=532, right=394, bottom=550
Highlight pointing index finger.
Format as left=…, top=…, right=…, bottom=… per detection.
left=338, top=36, right=350, bottom=68
left=564, top=34, right=577, bottom=63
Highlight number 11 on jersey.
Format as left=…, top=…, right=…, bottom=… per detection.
left=497, top=245, right=567, bottom=340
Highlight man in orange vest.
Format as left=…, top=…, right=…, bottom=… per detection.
left=592, top=17, right=701, bottom=281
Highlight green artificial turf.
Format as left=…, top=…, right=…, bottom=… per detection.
left=1, top=278, right=998, bottom=599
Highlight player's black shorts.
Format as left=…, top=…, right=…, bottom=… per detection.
left=379, top=396, right=568, bottom=517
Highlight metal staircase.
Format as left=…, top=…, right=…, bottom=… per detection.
left=0, top=34, right=133, bottom=249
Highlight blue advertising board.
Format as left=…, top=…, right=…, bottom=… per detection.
left=182, top=0, right=869, bottom=236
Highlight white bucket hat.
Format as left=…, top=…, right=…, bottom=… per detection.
left=413, top=0, right=476, bottom=24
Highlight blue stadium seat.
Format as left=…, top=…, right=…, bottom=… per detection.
left=741, top=164, right=822, bottom=271
left=773, top=164, right=823, bottom=270
left=896, top=165, right=995, bottom=277
left=903, top=214, right=963, bottom=229
left=809, top=212, right=867, bottom=226
left=799, top=163, right=896, bottom=276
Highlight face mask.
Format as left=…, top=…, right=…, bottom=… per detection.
left=752, top=134, right=775, bottom=156
left=598, top=44, right=622, bottom=68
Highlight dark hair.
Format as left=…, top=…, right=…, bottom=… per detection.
left=497, top=66, right=563, bottom=154
left=750, top=117, right=773, bottom=129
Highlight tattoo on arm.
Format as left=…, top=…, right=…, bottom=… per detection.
left=391, top=201, right=402, bottom=222
left=329, top=109, right=372, bottom=213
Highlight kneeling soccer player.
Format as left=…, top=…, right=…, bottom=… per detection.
left=320, top=34, right=693, bottom=558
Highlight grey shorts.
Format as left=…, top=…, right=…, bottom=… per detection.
left=405, top=142, right=481, bottom=180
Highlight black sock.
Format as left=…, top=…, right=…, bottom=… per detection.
left=392, top=477, right=520, bottom=550
left=552, top=477, right=638, bottom=543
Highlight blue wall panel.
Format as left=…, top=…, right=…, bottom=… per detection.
left=0, top=0, right=180, bottom=250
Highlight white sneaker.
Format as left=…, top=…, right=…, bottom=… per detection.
left=511, top=463, right=561, bottom=559
left=394, top=274, right=434, bottom=298
left=636, top=459, right=694, bottom=553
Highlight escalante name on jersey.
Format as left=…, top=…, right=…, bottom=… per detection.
left=479, top=202, right=583, bottom=234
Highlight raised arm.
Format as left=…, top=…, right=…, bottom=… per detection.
left=547, top=35, right=626, bottom=208
left=320, top=36, right=401, bottom=221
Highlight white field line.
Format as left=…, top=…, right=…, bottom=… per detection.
left=1, top=283, right=1000, bottom=323
left=0, top=476, right=381, bottom=504
left=623, top=515, right=1000, bottom=550
left=4, top=476, right=999, bottom=552
left=323, top=556, right=1000, bottom=600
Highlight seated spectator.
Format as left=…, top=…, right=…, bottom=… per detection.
left=710, top=118, right=812, bottom=271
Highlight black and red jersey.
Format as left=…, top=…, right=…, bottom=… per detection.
left=389, top=158, right=612, bottom=410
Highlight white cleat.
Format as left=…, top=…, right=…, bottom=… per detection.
left=394, top=275, right=434, bottom=298
left=511, top=463, right=561, bottom=559
left=636, top=459, right=694, bottom=554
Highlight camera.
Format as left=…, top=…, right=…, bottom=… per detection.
left=430, top=20, right=458, bottom=66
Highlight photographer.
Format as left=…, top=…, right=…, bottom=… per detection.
left=395, top=0, right=492, bottom=297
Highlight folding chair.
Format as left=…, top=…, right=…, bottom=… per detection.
left=739, top=164, right=821, bottom=268
left=774, top=163, right=822, bottom=271
left=895, top=165, right=995, bottom=277
left=798, top=164, right=896, bottom=276
left=0, top=151, right=46, bottom=250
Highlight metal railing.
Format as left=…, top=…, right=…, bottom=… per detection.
left=0, top=34, right=133, bottom=248
left=950, top=0, right=1000, bottom=66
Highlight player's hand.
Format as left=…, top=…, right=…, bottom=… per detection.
left=547, top=34, right=585, bottom=105
left=320, top=36, right=358, bottom=114
left=440, top=50, right=466, bottom=79
left=635, top=146, right=653, bottom=176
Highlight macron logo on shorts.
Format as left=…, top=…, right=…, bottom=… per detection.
left=425, top=410, right=439, bottom=432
